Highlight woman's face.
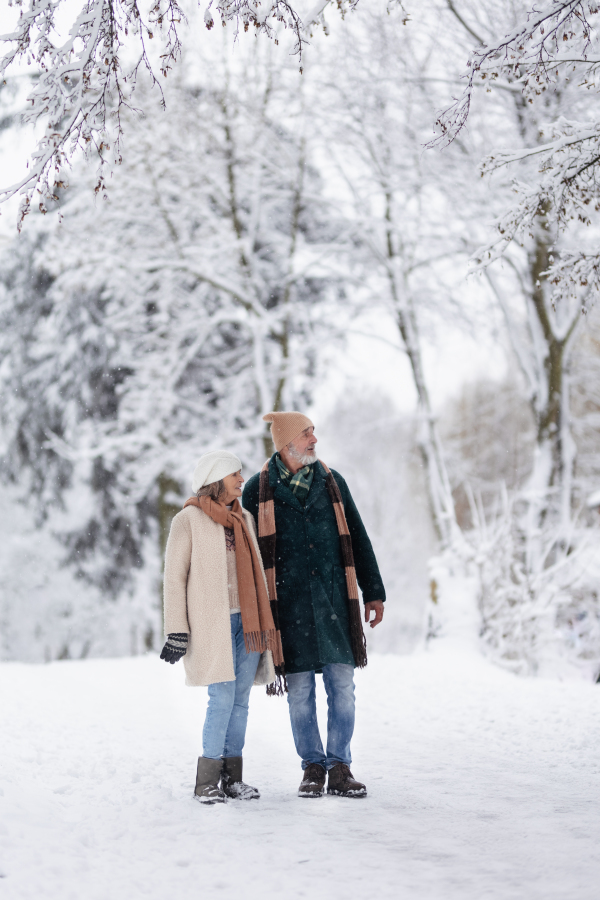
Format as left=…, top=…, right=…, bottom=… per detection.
left=222, top=469, right=244, bottom=503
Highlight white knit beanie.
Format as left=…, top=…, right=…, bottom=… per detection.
left=191, top=450, right=242, bottom=493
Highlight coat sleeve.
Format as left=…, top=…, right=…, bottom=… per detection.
left=163, top=513, right=192, bottom=635
left=332, top=470, right=386, bottom=604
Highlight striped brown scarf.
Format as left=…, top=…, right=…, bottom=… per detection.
left=258, top=458, right=367, bottom=696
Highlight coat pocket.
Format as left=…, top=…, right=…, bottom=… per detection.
left=274, top=567, right=302, bottom=627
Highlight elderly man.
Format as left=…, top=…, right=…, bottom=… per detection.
left=243, top=411, right=385, bottom=798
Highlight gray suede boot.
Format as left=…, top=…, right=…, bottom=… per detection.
left=194, top=757, right=227, bottom=805
left=221, top=757, right=260, bottom=800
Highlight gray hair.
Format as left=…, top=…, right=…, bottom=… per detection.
left=196, top=479, right=226, bottom=502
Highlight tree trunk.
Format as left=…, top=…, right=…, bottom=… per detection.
left=384, top=193, right=459, bottom=549
left=523, top=215, right=580, bottom=557
left=157, top=472, right=182, bottom=634
left=444, top=0, right=580, bottom=541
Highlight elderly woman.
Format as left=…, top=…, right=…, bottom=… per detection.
left=160, top=450, right=282, bottom=805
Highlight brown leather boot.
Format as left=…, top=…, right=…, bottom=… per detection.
left=298, top=763, right=326, bottom=798
left=221, top=757, right=260, bottom=800
left=327, top=763, right=367, bottom=798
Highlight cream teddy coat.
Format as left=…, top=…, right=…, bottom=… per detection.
left=163, top=505, right=275, bottom=687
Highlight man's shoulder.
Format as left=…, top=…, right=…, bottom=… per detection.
left=245, top=456, right=276, bottom=491
left=244, top=470, right=261, bottom=492
left=242, top=470, right=262, bottom=511
left=324, top=465, right=349, bottom=491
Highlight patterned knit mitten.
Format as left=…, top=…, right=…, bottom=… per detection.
left=160, top=633, right=189, bottom=664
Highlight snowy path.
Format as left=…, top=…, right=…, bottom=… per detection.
left=2, top=647, right=600, bottom=900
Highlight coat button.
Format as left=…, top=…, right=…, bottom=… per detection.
left=311, top=569, right=317, bottom=575
left=309, top=543, right=314, bottom=549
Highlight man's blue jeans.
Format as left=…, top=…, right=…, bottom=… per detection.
left=286, top=663, right=355, bottom=770
left=202, top=613, right=261, bottom=759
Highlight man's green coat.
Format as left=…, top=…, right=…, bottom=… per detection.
left=243, top=455, right=386, bottom=674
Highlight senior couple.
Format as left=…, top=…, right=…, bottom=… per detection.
left=161, top=411, right=385, bottom=804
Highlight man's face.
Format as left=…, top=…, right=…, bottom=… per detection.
left=290, top=426, right=317, bottom=458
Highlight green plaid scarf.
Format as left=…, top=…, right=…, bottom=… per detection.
left=275, top=454, right=314, bottom=505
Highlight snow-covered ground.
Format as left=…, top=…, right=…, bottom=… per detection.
left=2, top=645, right=600, bottom=900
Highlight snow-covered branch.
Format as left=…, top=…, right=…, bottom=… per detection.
left=1, top=0, right=188, bottom=228
left=0, top=0, right=359, bottom=228
left=433, top=1, right=598, bottom=147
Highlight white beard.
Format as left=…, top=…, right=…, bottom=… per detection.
left=288, top=444, right=318, bottom=466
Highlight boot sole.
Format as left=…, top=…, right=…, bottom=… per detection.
left=194, top=793, right=227, bottom=805
left=223, top=793, right=260, bottom=800
left=326, top=788, right=367, bottom=797
left=297, top=790, right=324, bottom=798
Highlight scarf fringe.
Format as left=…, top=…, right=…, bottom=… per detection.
left=348, top=598, right=368, bottom=668
left=266, top=668, right=288, bottom=696
left=243, top=628, right=275, bottom=655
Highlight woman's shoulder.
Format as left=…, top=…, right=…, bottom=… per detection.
left=172, top=505, right=210, bottom=529
left=173, top=505, right=195, bottom=520
left=173, top=504, right=254, bottom=529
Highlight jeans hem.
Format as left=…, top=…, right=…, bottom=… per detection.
left=301, top=758, right=352, bottom=771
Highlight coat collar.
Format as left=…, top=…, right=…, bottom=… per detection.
left=269, top=453, right=303, bottom=511
left=268, top=454, right=327, bottom=512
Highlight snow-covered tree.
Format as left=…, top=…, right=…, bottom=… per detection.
left=434, top=0, right=600, bottom=543
left=0, top=0, right=371, bottom=227
left=409, top=0, right=600, bottom=672
left=441, top=376, right=536, bottom=528
left=312, top=2, right=478, bottom=549
left=0, top=39, right=344, bottom=607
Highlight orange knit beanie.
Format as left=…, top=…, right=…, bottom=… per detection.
left=262, top=411, right=314, bottom=452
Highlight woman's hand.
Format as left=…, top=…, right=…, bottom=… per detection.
left=160, top=633, right=189, bottom=663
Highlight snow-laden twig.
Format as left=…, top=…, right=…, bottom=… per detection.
left=0, top=0, right=361, bottom=228
left=432, top=1, right=596, bottom=148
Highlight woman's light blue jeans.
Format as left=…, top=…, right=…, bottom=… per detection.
left=202, top=613, right=261, bottom=759
left=286, top=663, right=355, bottom=770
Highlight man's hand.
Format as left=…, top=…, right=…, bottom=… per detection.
left=364, top=601, right=384, bottom=628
